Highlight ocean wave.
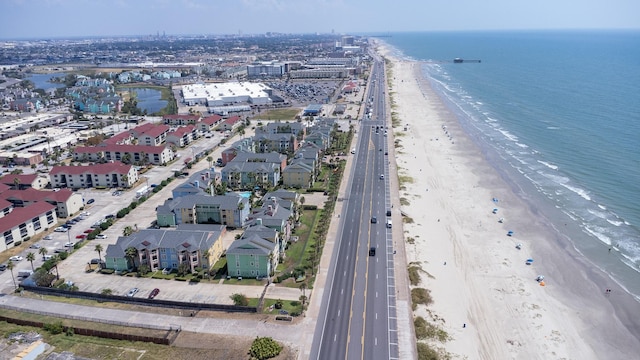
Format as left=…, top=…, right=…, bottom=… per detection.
left=584, top=225, right=613, bottom=246
left=537, top=160, right=558, bottom=170
left=560, top=182, right=592, bottom=201
left=598, top=204, right=607, bottom=210
left=607, top=219, right=624, bottom=226
left=516, top=142, right=528, bottom=148
left=497, top=128, right=519, bottom=142
left=587, top=208, right=609, bottom=220
left=546, top=126, right=561, bottom=130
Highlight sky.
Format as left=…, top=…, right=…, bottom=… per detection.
left=1, top=0, right=639, bottom=40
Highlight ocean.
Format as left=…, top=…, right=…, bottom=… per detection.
left=381, top=30, right=640, bottom=299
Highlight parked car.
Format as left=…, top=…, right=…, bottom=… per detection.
left=43, top=235, right=53, bottom=240
left=86, top=198, right=95, bottom=204
left=54, top=249, right=68, bottom=254
left=9, top=256, right=23, bottom=262
left=84, top=229, right=94, bottom=234
left=96, top=234, right=107, bottom=239
left=148, top=288, right=160, bottom=299
left=54, top=227, right=68, bottom=232
left=64, top=242, right=75, bottom=248
left=90, top=258, right=101, bottom=264
left=126, top=288, right=139, bottom=297
left=29, top=243, right=41, bottom=249
left=75, top=234, right=86, bottom=240
left=0, top=264, right=6, bottom=271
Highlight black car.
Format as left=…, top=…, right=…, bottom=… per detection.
left=386, top=209, right=392, bottom=216
left=0, top=264, right=7, bottom=271
left=86, top=199, right=95, bottom=204
left=369, top=247, right=376, bottom=256
left=371, top=216, right=377, bottom=224
left=148, top=288, right=160, bottom=299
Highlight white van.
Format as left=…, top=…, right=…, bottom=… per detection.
left=386, top=219, right=392, bottom=228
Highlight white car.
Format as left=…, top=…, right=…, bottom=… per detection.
left=96, top=234, right=107, bottom=239
left=29, top=244, right=41, bottom=249
left=54, top=227, right=68, bottom=232
left=64, top=242, right=75, bottom=248
left=44, top=235, right=53, bottom=240
left=9, top=256, right=23, bottom=262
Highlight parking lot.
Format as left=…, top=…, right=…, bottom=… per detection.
left=0, top=128, right=304, bottom=304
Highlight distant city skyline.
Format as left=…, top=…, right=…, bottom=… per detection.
left=1, top=0, right=639, bottom=40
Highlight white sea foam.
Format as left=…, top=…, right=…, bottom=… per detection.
left=607, top=219, right=624, bottom=226
left=584, top=225, right=612, bottom=245
left=560, top=182, right=592, bottom=201
left=587, top=208, right=609, bottom=220
left=497, top=128, right=518, bottom=142
left=598, top=204, right=607, bottom=210
left=537, top=160, right=558, bottom=170
left=515, top=142, right=528, bottom=148
left=546, top=126, right=561, bottom=130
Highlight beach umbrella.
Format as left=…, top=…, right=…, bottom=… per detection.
left=507, top=230, right=514, bottom=236
left=492, top=208, right=498, bottom=214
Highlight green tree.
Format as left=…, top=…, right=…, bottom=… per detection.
left=94, top=244, right=103, bottom=262
left=39, top=247, right=48, bottom=260
left=26, top=252, right=36, bottom=271
left=230, top=293, right=248, bottom=306
left=125, top=246, right=138, bottom=271
left=206, top=156, right=213, bottom=169
left=249, top=337, right=283, bottom=360
left=101, top=288, right=113, bottom=295
left=7, top=261, right=17, bottom=289
left=123, top=226, right=134, bottom=236
left=177, top=262, right=190, bottom=277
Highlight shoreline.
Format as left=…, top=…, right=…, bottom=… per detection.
left=377, top=42, right=640, bottom=358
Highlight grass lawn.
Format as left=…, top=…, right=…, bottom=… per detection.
left=249, top=298, right=304, bottom=315
left=253, top=108, right=301, bottom=121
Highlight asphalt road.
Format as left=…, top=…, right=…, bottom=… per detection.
left=313, top=59, right=398, bottom=360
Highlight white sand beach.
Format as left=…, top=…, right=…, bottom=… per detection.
left=378, top=43, right=640, bottom=359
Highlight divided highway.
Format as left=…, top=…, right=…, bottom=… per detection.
left=312, top=59, right=398, bottom=360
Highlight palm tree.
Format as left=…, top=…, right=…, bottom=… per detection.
left=94, top=244, right=103, bottom=262
left=26, top=252, right=36, bottom=271
left=299, top=282, right=307, bottom=299
left=125, top=246, right=138, bottom=271
left=206, top=156, right=213, bottom=169
left=7, top=261, right=17, bottom=289
left=39, top=247, right=48, bottom=260
left=123, top=226, right=133, bottom=236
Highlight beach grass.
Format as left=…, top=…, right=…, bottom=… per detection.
left=398, top=175, right=414, bottom=186
left=400, top=197, right=410, bottom=206
left=408, top=263, right=423, bottom=286
left=411, top=288, right=433, bottom=310
left=414, top=316, right=450, bottom=342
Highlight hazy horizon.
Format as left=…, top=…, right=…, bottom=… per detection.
left=1, top=0, right=639, bottom=41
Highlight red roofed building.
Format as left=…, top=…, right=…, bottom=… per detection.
left=198, top=115, right=223, bottom=133
left=104, top=131, right=133, bottom=145
left=136, top=124, right=170, bottom=146
left=163, top=114, right=200, bottom=126
left=0, top=173, right=50, bottom=190
left=129, top=123, right=156, bottom=137
left=166, top=125, right=199, bottom=147
left=1, top=188, right=83, bottom=218
left=50, top=162, right=138, bottom=189
left=74, top=144, right=175, bottom=165
left=217, top=115, right=243, bottom=132
left=0, top=201, right=57, bottom=252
